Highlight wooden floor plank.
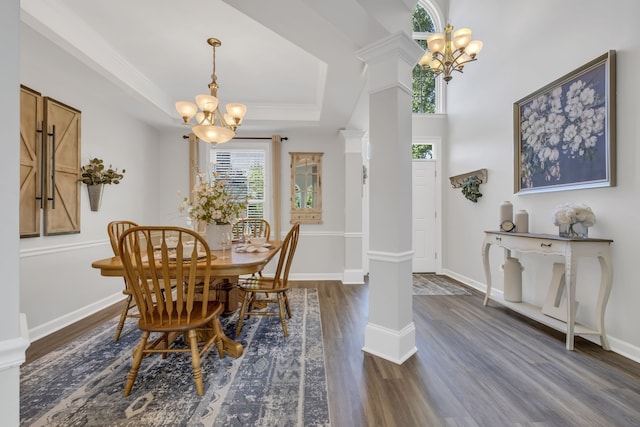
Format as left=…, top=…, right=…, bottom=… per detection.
left=24, top=279, right=640, bottom=426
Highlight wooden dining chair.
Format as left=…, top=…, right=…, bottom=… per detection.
left=107, top=220, right=139, bottom=341
left=235, top=222, right=300, bottom=338
left=232, top=218, right=271, bottom=242
left=233, top=218, right=272, bottom=278
left=118, top=226, right=225, bottom=397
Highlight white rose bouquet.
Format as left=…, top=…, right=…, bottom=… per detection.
left=551, top=203, right=596, bottom=227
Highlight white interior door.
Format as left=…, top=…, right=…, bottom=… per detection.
left=412, top=160, right=436, bottom=272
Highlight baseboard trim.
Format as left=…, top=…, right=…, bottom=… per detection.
left=289, top=273, right=344, bottom=281
left=28, top=293, right=125, bottom=342
left=0, top=314, right=29, bottom=370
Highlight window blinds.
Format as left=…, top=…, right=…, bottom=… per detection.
left=210, top=149, right=266, bottom=218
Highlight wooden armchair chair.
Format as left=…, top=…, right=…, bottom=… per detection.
left=118, top=226, right=225, bottom=397
left=232, top=218, right=271, bottom=242
left=235, top=223, right=300, bottom=338
left=107, top=220, right=139, bottom=341
left=232, top=218, right=271, bottom=278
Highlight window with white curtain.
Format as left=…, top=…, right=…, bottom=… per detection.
left=208, top=143, right=270, bottom=221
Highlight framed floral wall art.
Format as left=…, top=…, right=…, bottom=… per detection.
left=513, top=50, right=616, bottom=194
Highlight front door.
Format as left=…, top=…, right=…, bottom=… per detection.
left=412, top=159, right=436, bottom=272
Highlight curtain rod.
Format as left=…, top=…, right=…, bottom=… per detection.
left=233, top=137, right=288, bottom=141
left=182, top=135, right=288, bottom=141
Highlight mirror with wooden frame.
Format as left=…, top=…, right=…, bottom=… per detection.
left=290, top=152, right=322, bottom=224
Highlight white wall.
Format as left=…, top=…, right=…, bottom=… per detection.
left=271, top=129, right=346, bottom=280
left=19, top=25, right=163, bottom=340
left=441, top=0, right=640, bottom=359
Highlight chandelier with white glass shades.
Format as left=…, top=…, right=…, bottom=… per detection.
left=418, top=24, right=483, bottom=83
left=175, top=38, right=247, bottom=144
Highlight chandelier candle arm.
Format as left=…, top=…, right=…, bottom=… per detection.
left=175, top=37, right=247, bottom=144
left=420, top=24, right=483, bottom=83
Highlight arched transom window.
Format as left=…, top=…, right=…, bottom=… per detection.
left=412, top=2, right=437, bottom=114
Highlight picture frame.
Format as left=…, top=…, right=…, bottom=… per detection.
left=513, top=50, right=616, bottom=194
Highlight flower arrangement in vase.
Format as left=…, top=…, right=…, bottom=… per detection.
left=551, top=203, right=596, bottom=238
left=179, top=172, right=247, bottom=249
left=79, top=158, right=125, bottom=211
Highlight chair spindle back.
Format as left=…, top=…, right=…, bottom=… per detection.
left=271, top=222, right=300, bottom=290
left=119, top=226, right=213, bottom=327
left=232, top=218, right=271, bottom=241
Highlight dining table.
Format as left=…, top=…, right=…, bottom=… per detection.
left=91, top=241, right=282, bottom=358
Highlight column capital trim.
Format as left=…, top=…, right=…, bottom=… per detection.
left=356, top=32, right=424, bottom=96
left=340, top=129, right=366, bottom=153
left=356, top=31, right=424, bottom=67
left=339, top=129, right=366, bottom=139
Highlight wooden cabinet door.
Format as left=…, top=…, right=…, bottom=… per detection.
left=19, top=86, right=43, bottom=237
left=43, top=97, right=81, bottom=235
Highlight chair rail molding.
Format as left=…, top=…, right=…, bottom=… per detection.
left=20, top=239, right=108, bottom=257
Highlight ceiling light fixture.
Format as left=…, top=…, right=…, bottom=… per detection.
left=175, top=38, right=247, bottom=144
left=418, top=24, right=483, bottom=83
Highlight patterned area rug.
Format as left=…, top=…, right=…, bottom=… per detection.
left=413, top=274, right=473, bottom=295
left=20, top=288, right=329, bottom=427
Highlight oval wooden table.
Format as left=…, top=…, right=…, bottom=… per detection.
left=92, top=241, right=281, bottom=358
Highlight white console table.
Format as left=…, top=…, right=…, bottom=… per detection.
left=482, top=231, right=614, bottom=350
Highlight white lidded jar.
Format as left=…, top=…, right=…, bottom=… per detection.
left=515, top=210, right=529, bottom=233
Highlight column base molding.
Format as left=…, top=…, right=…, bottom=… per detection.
left=343, top=269, right=365, bottom=284
left=362, top=321, right=417, bottom=364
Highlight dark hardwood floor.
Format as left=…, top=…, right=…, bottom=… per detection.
left=24, top=280, right=640, bottom=427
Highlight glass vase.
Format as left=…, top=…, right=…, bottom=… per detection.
left=206, top=223, right=232, bottom=250
left=559, top=222, right=589, bottom=238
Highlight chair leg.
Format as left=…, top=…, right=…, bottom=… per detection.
left=161, top=333, right=169, bottom=359
left=187, top=329, right=205, bottom=396
left=235, top=291, right=251, bottom=338
left=284, top=292, right=292, bottom=318
left=247, top=293, right=258, bottom=314
left=277, top=293, right=288, bottom=337
left=114, top=294, right=134, bottom=341
left=124, top=331, right=149, bottom=397
left=212, top=318, right=225, bottom=359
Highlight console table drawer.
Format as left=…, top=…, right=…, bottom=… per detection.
left=487, top=233, right=565, bottom=255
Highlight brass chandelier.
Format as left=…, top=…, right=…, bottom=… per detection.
left=418, top=24, right=483, bottom=83
left=175, top=38, right=247, bottom=144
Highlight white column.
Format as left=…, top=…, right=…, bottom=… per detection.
left=341, top=130, right=366, bottom=284
left=0, top=1, right=29, bottom=425
left=357, top=32, right=424, bottom=364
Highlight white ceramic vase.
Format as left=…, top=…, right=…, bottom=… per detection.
left=206, top=223, right=232, bottom=250
left=503, top=257, right=523, bottom=302
left=514, top=210, right=529, bottom=233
